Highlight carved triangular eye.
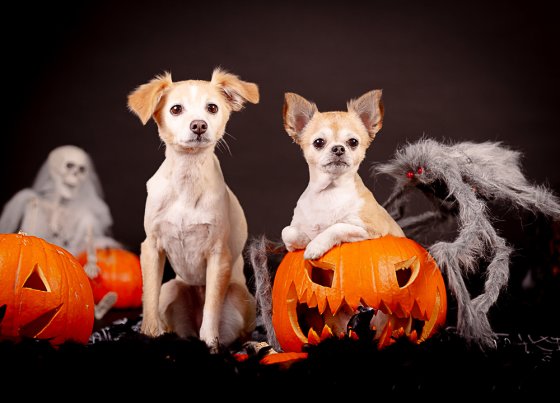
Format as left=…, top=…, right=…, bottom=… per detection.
left=307, top=260, right=335, bottom=288
left=23, top=264, right=50, bottom=292
left=394, top=256, right=419, bottom=288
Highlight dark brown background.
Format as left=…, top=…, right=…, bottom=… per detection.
left=2, top=0, right=559, bottom=257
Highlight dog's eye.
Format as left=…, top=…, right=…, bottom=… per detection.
left=347, top=138, right=359, bottom=149
left=170, top=105, right=183, bottom=116
left=313, top=138, right=326, bottom=149
left=207, top=103, right=219, bottom=114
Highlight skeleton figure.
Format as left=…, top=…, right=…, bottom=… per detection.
left=375, top=138, right=560, bottom=348
left=0, top=145, right=120, bottom=318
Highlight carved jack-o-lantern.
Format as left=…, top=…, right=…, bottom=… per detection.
left=272, top=235, right=447, bottom=352
left=77, top=248, right=143, bottom=309
left=0, top=233, right=94, bottom=345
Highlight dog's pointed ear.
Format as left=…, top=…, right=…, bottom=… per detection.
left=347, top=90, right=384, bottom=140
left=283, top=92, right=318, bottom=143
left=128, top=72, right=173, bottom=125
left=211, top=68, right=259, bottom=111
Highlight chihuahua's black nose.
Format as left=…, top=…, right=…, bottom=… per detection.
left=331, top=145, right=345, bottom=156
left=190, top=120, right=208, bottom=135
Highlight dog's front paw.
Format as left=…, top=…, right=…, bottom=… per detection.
left=304, top=240, right=330, bottom=260
left=204, top=337, right=220, bottom=354
left=284, top=241, right=297, bottom=252
left=282, top=226, right=310, bottom=252
left=200, top=329, right=220, bottom=353
left=140, top=319, right=164, bottom=338
left=369, top=231, right=383, bottom=239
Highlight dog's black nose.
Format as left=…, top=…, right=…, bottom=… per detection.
left=190, top=120, right=208, bottom=135
left=331, top=145, right=345, bottom=156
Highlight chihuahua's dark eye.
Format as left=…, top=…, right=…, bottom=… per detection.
left=207, top=103, right=219, bottom=114
left=313, top=138, right=326, bottom=149
left=170, top=105, right=183, bottom=116
left=347, top=138, right=359, bottom=149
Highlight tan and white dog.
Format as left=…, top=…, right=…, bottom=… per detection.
left=127, top=68, right=258, bottom=350
left=281, top=90, right=405, bottom=260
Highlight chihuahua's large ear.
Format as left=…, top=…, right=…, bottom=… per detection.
left=283, top=92, right=318, bottom=142
left=211, top=68, right=259, bottom=111
left=128, top=72, right=173, bottom=125
left=347, top=90, right=384, bottom=140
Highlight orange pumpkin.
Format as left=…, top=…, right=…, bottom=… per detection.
left=272, top=235, right=447, bottom=352
left=0, top=232, right=94, bottom=345
left=77, top=248, right=142, bottom=309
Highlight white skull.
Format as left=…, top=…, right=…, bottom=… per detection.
left=48, top=145, right=90, bottom=200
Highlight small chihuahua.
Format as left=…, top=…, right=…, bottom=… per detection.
left=281, top=90, right=405, bottom=260
left=127, top=68, right=258, bottom=350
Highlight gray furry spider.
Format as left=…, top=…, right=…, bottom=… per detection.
left=375, top=138, right=560, bottom=348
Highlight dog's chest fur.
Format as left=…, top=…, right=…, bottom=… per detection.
left=292, top=179, right=364, bottom=238
left=144, top=154, right=228, bottom=285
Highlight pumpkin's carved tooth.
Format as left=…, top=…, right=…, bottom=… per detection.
left=307, top=328, right=321, bottom=345
left=378, top=299, right=392, bottom=315
left=326, top=293, right=343, bottom=315
left=405, top=315, right=413, bottom=335
left=377, top=317, right=394, bottom=349
left=320, top=324, right=333, bottom=341
left=392, top=327, right=405, bottom=339
left=411, top=300, right=426, bottom=320
left=316, top=292, right=328, bottom=314
left=393, top=302, right=407, bottom=318
left=307, top=292, right=318, bottom=309
left=408, top=330, right=418, bottom=343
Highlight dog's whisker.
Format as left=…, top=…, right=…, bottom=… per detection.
left=217, top=138, right=233, bottom=156
left=224, top=131, right=237, bottom=141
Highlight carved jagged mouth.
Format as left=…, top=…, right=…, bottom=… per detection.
left=20, top=303, right=63, bottom=339
left=286, top=258, right=444, bottom=349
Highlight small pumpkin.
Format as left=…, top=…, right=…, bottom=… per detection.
left=272, top=235, right=447, bottom=352
left=0, top=232, right=94, bottom=345
left=77, top=248, right=142, bottom=309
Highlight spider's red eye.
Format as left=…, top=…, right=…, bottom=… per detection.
left=417, top=167, right=424, bottom=175
left=406, top=170, right=414, bottom=179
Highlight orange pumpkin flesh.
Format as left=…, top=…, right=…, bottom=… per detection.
left=77, top=248, right=143, bottom=309
left=272, top=235, right=447, bottom=352
left=0, top=233, right=94, bottom=345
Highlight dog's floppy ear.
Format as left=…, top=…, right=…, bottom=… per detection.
left=211, top=68, right=259, bottom=111
left=347, top=90, right=384, bottom=140
left=128, top=72, right=173, bottom=125
left=283, top=92, right=318, bottom=143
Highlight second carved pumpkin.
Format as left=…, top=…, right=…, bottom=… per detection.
left=272, top=235, right=447, bottom=352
